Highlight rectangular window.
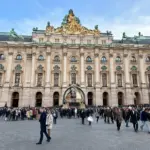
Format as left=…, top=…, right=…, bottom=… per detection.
left=132, top=74, right=138, bottom=87
left=87, top=73, right=92, bottom=87
left=148, top=74, right=150, bottom=87
left=0, top=73, right=2, bottom=85
left=102, top=73, right=107, bottom=87
left=55, top=39, right=60, bottom=43
left=39, top=38, right=43, bottom=43
left=87, top=40, right=91, bottom=44
left=71, top=73, right=76, bottom=84
left=102, top=40, right=106, bottom=45
left=15, top=73, right=20, bottom=86
left=37, top=73, right=43, bottom=86
left=71, top=39, right=76, bottom=44
left=117, top=74, right=122, bottom=87
left=54, top=73, right=59, bottom=87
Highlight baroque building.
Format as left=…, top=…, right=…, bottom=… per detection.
left=0, top=9, right=150, bottom=107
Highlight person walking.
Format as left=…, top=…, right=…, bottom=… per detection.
left=46, top=109, right=53, bottom=139
left=115, top=107, right=122, bottom=131
left=130, top=108, right=139, bottom=132
left=36, top=108, right=50, bottom=145
left=95, top=110, right=99, bottom=123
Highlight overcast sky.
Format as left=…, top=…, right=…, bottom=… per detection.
left=0, top=0, right=150, bottom=38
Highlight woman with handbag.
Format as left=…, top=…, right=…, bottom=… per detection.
left=46, top=109, right=53, bottom=139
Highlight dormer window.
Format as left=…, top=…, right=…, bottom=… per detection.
left=16, top=54, right=22, bottom=60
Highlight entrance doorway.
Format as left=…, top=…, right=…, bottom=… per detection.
left=12, top=92, right=19, bottom=107
left=35, top=92, right=42, bottom=107
left=87, top=92, right=93, bottom=106
left=118, top=92, right=124, bottom=106
left=134, top=92, right=140, bottom=105
left=103, top=92, right=108, bottom=106
left=53, top=92, right=59, bottom=106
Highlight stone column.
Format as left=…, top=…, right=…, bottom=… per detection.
left=95, top=53, right=100, bottom=86
left=139, top=54, right=146, bottom=87
left=63, top=47, right=67, bottom=87
left=5, top=51, right=13, bottom=87
left=109, top=53, right=115, bottom=87
left=31, top=52, right=36, bottom=87
left=45, top=47, right=51, bottom=87
left=80, top=47, right=85, bottom=87
left=124, top=54, right=130, bottom=86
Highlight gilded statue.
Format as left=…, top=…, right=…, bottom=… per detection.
left=46, top=9, right=100, bottom=35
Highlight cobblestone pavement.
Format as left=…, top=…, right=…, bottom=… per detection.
left=0, top=118, right=150, bottom=150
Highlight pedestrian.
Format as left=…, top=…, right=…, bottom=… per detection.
left=46, top=109, right=53, bottom=139
left=87, top=114, right=93, bottom=126
left=36, top=108, right=50, bottom=145
left=95, top=110, right=99, bottom=123
left=115, top=107, right=122, bottom=131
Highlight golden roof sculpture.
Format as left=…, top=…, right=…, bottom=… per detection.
left=46, top=9, right=100, bottom=35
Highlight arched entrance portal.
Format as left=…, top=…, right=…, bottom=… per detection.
left=134, top=92, right=141, bottom=105
left=12, top=92, right=19, bottom=107
left=36, top=92, right=42, bottom=107
left=53, top=92, right=59, bottom=106
left=103, top=92, right=108, bottom=106
left=118, top=92, right=124, bottom=106
left=87, top=92, right=93, bottom=106
left=63, top=86, right=85, bottom=107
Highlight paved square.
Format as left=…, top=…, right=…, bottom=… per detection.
left=0, top=118, right=150, bottom=150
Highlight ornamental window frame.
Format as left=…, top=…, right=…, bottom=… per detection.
left=35, top=65, right=45, bottom=87
left=70, top=56, right=77, bottom=63
left=86, top=56, right=92, bottom=63
left=13, top=64, right=23, bottom=87
left=115, top=56, right=121, bottom=63
left=53, top=55, right=60, bottom=63
left=0, top=54, right=5, bottom=60
left=38, top=55, right=44, bottom=61
left=16, top=54, right=22, bottom=60
left=101, top=56, right=107, bottom=63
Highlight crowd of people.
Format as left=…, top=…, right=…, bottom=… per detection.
left=0, top=105, right=150, bottom=145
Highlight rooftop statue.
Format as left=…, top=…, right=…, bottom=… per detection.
left=9, top=28, right=24, bottom=41
left=46, top=9, right=100, bottom=35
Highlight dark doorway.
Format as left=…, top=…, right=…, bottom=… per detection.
left=118, top=92, right=124, bottom=106
left=88, top=92, right=93, bottom=106
left=134, top=92, right=140, bottom=105
left=12, top=92, right=19, bottom=107
left=103, top=92, right=108, bottom=106
left=36, top=92, right=42, bottom=107
left=53, top=92, right=59, bottom=106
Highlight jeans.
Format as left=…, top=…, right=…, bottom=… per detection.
left=126, top=120, right=129, bottom=127
left=140, top=121, right=150, bottom=132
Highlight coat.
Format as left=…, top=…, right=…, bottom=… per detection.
left=39, top=112, right=47, bottom=131
left=46, top=114, right=53, bottom=129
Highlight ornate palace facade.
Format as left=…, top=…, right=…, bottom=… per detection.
left=0, top=9, right=150, bottom=107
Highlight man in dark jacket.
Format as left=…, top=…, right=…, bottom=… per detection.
left=36, top=108, right=50, bottom=145
left=130, top=108, right=139, bottom=132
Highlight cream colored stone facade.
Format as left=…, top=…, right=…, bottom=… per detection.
left=0, top=10, right=150, bottom=107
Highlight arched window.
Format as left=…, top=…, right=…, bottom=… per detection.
left=70, top=56, right=77, bottom=62
left=71, top=73, right=76, bottom=84
left=16, top=54, right=22, bottom=60
left=38, top=55, right=44, bottom=61
left=146, top=56, right=150, bottom=62
left=101, top=56, right=107, bottom=63
left=54, top=73, right=59, bottom=87
left=87, top=73, right=92, bottom=87
left=0, top=54, right=4, bottom=60
left=131, top=56, right=136, bottom=62
left=116, top=56, right=121, bottom=62
left=54, top=55, right=60, bottom=62
left=86, top=56, right=92, bottom=62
